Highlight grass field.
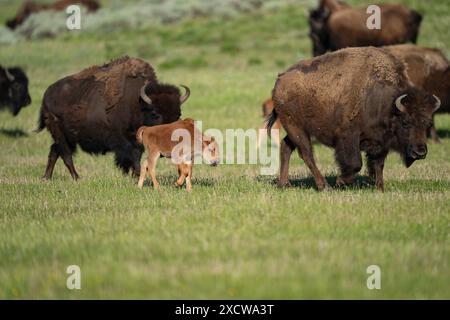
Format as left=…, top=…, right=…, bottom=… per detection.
left=0, top=0, right=449, bottom=299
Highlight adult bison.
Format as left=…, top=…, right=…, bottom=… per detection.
left=6, top=0, right=100, bottom=29
left=384, top=44, right=450, bottom=142
left=268, top=47, right=440, bottom=191
left=309, top=0, right=422, bottom=56
left=0, top=66, right=32, bottom=116
left=36, top=56, right=190, bottom=180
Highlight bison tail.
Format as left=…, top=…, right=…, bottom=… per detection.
left=34, top=108, right=46, bottom=133
left=266, top=110, right=278, bottom=138
left=136, top=126, right=146, bottom=145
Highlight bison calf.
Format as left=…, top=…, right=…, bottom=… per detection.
left=269, top=47, right=440, bottom=191
left=137, top=119, right=219, bottom=191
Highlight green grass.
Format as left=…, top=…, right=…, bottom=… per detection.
left=0, top=0, right=449, bottom=299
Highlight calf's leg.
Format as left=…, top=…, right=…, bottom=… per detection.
left=147, top=150, right=161, bottom=190
left=185, top=163, right=193, bottom=192
left=138, top=159, right=148, bottom=188
left=175, top=164, right=188, bottom=187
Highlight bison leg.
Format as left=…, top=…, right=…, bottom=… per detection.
left=286, top=127, right=329, bottom=191
left=335, top=135, right=362, bottom=187
left=43, top=143, right=60, bottom=180
left=278, top=136, right=295, bottom=187
left=367, top=153, right=387, bottom=191
left=60, top=146, right=79, bottom=180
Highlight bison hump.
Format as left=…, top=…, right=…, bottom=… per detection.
left=71, top=56, right=156, bottom=108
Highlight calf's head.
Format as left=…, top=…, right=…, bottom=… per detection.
left=393, top=90, right=441, bottom=167
left=202, top=136, right=220, bottom=166
left=139, top=82, right=190, bottom=126
left=0, top=67, right=32, bottom=115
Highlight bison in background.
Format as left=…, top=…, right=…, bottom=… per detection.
left=0, top=66, right=32, bottom=116
left=6, top=0, right=100, bottom=30
left=36, top=56, right=190, bottom=180
left=268, top=47, right=440, bottom=191
left=309, top=0, right=422, bottom=56
left=384, top=44, right=450, bottom=142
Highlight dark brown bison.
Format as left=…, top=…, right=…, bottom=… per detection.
left=268, top=47, right=440, bottom=191
left=384, top=44, right=450, bottom=142
left=309, top=0, right=422, bottom=56
left=0, top=66, right=32, bottom=116
left=36, top=56, right=190, bottom=180
left=6, top=0, right=100, bottom=29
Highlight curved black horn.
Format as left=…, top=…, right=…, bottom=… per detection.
left=140, top=83, right=152, bottom=105
left=179, top=85, right=191, bottom=105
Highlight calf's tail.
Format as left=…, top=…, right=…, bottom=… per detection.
left=136, top=126, right=146, bottom=145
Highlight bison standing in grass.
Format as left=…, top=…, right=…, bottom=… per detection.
left=268, top=47, right=440, bottom=191
left=309, top=0, right=422, bottom=56
left=36, top=56, right=190, bottom=180
left=384, top=44, right=450, bottom=143
left=6, top=0, right=100, bottom=29
left=0, top=66, right=32, bottom=116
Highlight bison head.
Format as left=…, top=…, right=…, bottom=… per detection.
left=139, top=82, right=190, bottom=126
left=0, top=67, right=32, bottom=116
left=392, top=90, right=441, bottom=167
left=308, top=8, right=330, bottom=57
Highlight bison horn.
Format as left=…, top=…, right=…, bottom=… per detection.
left=5, top=68, right=15, bottom=82
left=140, top=84, right=152, bottom=105
left=179, top=85, right=190, bottom=105
left=395, top=94, right=408, bottom=113
left=432, top=95, right=441, bottom=112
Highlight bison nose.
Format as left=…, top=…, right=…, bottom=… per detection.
left=409, top=144, right=427, bottom=159
left=26, top=95, right=32, bottom=105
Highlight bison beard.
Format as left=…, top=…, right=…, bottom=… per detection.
left=269, top=47, right=440, bottom=191
left=36, top=56, right=190, bottom=180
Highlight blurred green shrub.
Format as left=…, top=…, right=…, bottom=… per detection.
left=0, top=0, right=304, bottom=44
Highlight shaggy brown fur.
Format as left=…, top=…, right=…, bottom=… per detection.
left=384, top=44, right=450, bottom=142
left=269, top=47, right=440, bottom=191
left=136, top=119, right=219, bottom=191
left=6, top=0, right=100, bottom=29
left=309, top=0, right=422, bottom=56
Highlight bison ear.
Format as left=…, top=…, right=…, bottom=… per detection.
left=395, top=94, right=408, bottom=113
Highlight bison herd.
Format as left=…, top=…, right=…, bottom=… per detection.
left=1, top=0, right=449, bottom=191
